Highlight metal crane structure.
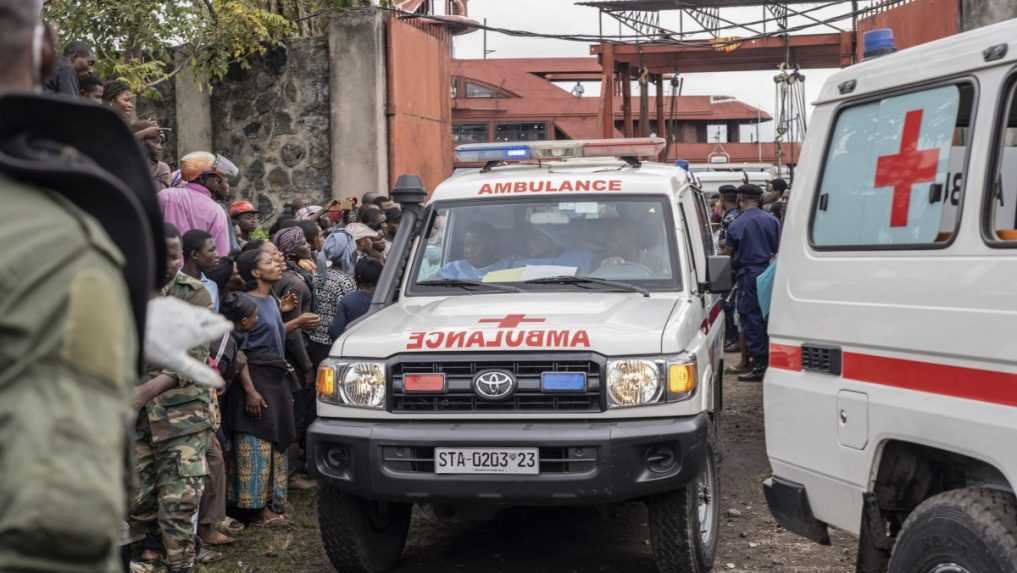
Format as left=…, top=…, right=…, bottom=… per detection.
left=578, top=0, right=859, bottom=41
left=576, top=0, right=891, bottom=165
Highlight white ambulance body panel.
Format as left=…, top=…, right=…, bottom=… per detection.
left=765, top=18, right=1017, bottom=539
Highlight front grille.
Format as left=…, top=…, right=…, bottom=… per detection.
left=389, top=358, right=603, bottom=413
left=381, top=445, right=598, bottom=474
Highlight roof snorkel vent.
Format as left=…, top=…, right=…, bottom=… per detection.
left=371, top=174, right=428, bottom=313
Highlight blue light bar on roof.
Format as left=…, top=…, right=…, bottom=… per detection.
left=455, top=144, right=533, bottom=163
left=455, top=138, right=665, bottom=164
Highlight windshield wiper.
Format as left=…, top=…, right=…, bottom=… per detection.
left=524, top=275, right=650, bottom=298
left=417, top=278, right=523, bottom=293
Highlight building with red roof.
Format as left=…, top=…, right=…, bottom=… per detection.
left=452, top=57, right=792, bottom=166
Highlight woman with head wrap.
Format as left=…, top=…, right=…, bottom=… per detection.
left=269, top=227, right=316, bottom=374
left=269, top=227, right=320, bottom=489
left=307, top=229, right=358, bottom=365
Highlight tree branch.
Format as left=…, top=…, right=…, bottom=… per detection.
left=144, top=61, right=186, bottom=89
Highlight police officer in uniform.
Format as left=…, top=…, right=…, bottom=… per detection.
left=0, top=2, right=163, bottom=571
left=726, top=184, right=781, bottom=382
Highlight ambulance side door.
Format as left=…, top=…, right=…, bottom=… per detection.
left=678, top=189, right=724, bottom=396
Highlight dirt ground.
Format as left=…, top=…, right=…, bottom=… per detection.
left=203, top=355, right=857, bottom=572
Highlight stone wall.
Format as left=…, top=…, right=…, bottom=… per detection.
left=210, top=37, right=331, bottom=219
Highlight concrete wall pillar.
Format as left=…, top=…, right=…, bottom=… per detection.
left=173, top=58, right=213, bottom=158
left=961, top=0, right=1017, bottom=31
left=328, top=11, right=389, bottom=200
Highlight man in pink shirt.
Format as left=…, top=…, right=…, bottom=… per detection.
left=159, top=152, right=239, bottom=257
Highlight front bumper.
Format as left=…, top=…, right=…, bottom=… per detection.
left=307, top=414, right=708, bottom=505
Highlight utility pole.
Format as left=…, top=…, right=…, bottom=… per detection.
left=483, top=18, right=496, bottom=59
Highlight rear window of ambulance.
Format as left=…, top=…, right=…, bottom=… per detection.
left=810, top=83, right=975, bottom=249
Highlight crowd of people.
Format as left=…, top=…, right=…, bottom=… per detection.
left=710, top=179, right=786, bottom=383
left=36, top=35, right=403, bottom=573
left=137, top=180, right=396, bottom=571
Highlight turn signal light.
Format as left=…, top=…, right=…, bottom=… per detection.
left=317, top=365, right=336, bottom=399
left=667, top=363, right=697, bottom=398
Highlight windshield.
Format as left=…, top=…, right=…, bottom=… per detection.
left=411, top=196, right=680, bottom=293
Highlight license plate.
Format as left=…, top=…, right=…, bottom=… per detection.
left=434, top=447, right=539, bottom=475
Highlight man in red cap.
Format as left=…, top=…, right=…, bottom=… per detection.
left=230, top=199, right=259, bottom=249
left=159, top=151, right=239, bottom=257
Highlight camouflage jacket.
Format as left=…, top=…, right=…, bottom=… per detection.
left=143, top=272, right=215, bottom=441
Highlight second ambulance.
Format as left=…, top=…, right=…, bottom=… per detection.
left=765, top=20, right=1017, bottom=573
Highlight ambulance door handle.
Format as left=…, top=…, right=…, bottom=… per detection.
left=818, top=193, right=830, bottom=211
left=928, top=183, right=944, bottom=204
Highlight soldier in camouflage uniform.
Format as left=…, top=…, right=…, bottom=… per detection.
left=129, top=258, right=215, bottom=573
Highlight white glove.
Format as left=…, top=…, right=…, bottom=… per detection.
left=143, top=296, right=233, bottom=388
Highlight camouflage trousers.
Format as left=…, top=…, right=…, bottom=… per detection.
left=128, top=416, right=210, bottom=572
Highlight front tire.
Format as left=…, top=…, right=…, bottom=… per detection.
left=647, top=440, right=720, bottom=573
left=888, top=487, right=1017, bottom=573
left=318, top=486, right=412, bottom=573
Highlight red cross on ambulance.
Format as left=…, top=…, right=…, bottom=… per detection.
left=874, top=109, right=941, bottom=227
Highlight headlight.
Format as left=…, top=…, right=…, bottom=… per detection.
left=340, top=362, right=386, bottom=408
left=317, top=360, right=386, bottom=409
left=607, top=359, right=662, bottom=407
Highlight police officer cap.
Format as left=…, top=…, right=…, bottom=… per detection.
left=719, top=184, right=738, bottom=200
left=770, top=178, right=788, bottom=192
left=738, top=183, right=764, bottom=197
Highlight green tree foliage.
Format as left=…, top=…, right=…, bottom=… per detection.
left=43, top=0, right=295, bottom=93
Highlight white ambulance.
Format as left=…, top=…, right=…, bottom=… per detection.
left=764, top=19, right=1017, bottom=572
left=308, top=138, right=730, bottom=573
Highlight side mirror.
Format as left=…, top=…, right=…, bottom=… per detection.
left=706, top=255, right=733, bottom=293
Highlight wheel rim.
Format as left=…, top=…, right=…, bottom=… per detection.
left=697, top=453, right=716, bottom=548
left=928, top=565, right=971, bottom=573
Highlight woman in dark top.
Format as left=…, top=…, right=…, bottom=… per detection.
left=221, top=249, right=302, bottom=528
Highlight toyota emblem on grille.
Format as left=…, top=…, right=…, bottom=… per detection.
left=473, top=370, right=516, bottom=400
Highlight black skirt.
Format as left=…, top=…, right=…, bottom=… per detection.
left=221, top=350, right=298, bottom=452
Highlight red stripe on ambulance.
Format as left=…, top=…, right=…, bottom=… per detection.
left=843, top=352, right=1017, bottom=408
left=769, top=344, right=1017, bottom=408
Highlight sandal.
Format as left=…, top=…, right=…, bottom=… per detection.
left=200, top=530, right=236, bottom=546
left=252, top=514, right=290, bottom=528
left=218, top=516, right=246, bottom=536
